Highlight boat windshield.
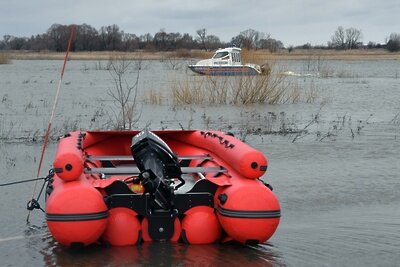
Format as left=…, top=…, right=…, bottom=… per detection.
left=213, top=51, right=229, bottom=59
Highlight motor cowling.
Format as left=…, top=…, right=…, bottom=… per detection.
left=131, top=130, right=182, bottom=210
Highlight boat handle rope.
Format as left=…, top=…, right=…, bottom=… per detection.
left=26, top=169, right=56, bottom=213
left=0, top=177, right=47, bottom=187
left=200, top=131, right=235, bottom=149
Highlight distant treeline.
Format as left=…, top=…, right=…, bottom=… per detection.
left=0, top=24, right=284, bottom=52
left=1, top=23, right=399, bottom=52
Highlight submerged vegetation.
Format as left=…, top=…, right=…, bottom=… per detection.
left=171, top=73, right=319, bottom=106
left=1, top=55, right=398, bottom=145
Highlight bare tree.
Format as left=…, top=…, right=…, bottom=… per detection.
left=75, top=24, right=99, bottom=51
left=204, top=35, right=221, bottom=50
left=107, top=55, right=141, bottom=129
left=139, top=33, right=153, bottom=50
left=331, top=26, right=362, bottom=49
left=196, top=28, right=207, bottom=50
left=122, top=33, right=139, bottom=51
left=386, top=33, right=400, bottom=52
left=165, top=32, right=182, bottom=50
left=239, top=29, right=260, bottom=49
left=259, top=38, right=283, bottom=52
left=1, top=35, right=12, bottom=49
left=153, top=28, right=168, bottom=50
left=178, top=33, right=195, bottom=49
left=230, top=29, right=272, bottom=50
left=99, top=24, right=122, bottom=50
left=1, top=23, right=278, bottom=52
left=345, top=27, right=362, bottom=49
left=47, top=24, right=71, bottom=51
left=331, top=26, right=346, bottom=49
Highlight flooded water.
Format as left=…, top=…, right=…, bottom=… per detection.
left=0, top=58, right=399, bottom=266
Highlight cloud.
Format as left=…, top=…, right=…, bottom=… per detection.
left=1, top=0, right=399, bottom=45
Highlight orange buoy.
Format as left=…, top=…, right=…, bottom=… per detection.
left=46, top=180, right=108, bottom=246
left=215, top=179, right=280, bottom=244
left=181, top=206, right=221, bottom=244
left=102, top=208, right=141, bottom=246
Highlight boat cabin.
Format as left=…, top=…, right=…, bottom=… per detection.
left=210, top=47, right=242, bottom=66
left=188, top=47, right=262, bottom=75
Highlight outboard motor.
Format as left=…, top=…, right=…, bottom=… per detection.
left=102, top=130, right=215, bottom=241
left=131, top=130, right=183, bottom=210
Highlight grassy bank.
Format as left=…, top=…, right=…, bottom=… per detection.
left=3, top=48, right=400, bottom=61
left=0, top=53, right=11, bottom=64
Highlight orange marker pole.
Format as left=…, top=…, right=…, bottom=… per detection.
left=27, top=25, right=75, bottom=223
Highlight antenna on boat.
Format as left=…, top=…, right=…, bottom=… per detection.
left=26, top=25, right=75, bottom=223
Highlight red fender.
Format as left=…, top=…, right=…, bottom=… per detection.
left=53, top=132, right=84, bottom=181
left=172, top=131, right=268, bottom=179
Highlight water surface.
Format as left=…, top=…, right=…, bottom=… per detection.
left=0, top=59, right=399, bottom=266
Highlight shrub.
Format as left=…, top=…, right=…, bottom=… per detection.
left=171, top=68, right=317, bottom=106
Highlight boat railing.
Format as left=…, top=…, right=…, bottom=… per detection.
left=84, top=166, right=227, bottom=175
left=85, top=154, right=226, bottom=176
left=86, top=155, right=212, bottom=161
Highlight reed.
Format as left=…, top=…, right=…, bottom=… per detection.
left=6, top=48, right=400, bottom=61
left=188, top=50, right=213, bottom=59
left=170, top=63, right=317, bottom=105
left=335, top=69, right=359, bottom=78
left=145, top=89, right=164, bottom=105
left=0, top=53, right=11, bottom=64
left=172, top=77, right=206, bottom=104
left=240, top=49, right=272, bottom=65
left=172, top=49, right=191, bottom=58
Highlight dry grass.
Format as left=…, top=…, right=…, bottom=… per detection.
left=6, top=48, right=400, bottom=61
left=6, top=50, right=214, bottom=61
left=189, top=50, right=213, bottom=59
left=241, top=49, right=275, bottom=65
left=169, top=49, right=191, bottom=58
left=145, top=89, right=165, bottom=105
left=0, top=53, right=11, bottom=64
left=171, top=65, right=319, bottom=106
left=273, top=48, right=400, bottom=60
left=172, top=78, right=206, bottom=104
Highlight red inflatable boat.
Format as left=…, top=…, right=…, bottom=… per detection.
left=44, top=130, right=280, bottom=246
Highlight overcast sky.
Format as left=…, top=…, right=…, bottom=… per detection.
left=1, top=0, right=399, bottom=46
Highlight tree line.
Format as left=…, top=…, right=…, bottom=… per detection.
left=0, top=24, right=283, bottom=52
left=0, top=23, right=399, bottom=52
left=328, top=26, right=400, bottom=52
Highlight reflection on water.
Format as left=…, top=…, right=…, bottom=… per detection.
left=40, top=241, right=283, bottom=267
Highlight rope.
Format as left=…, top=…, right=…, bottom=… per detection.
left=0, top=177, right=46, bottom=187
left=26, top=25, right=75, bottom=223
left=26, top=169, right=56, bottom=213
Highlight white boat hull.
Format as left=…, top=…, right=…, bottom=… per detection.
left=188, top=65, right=261, bottom=76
